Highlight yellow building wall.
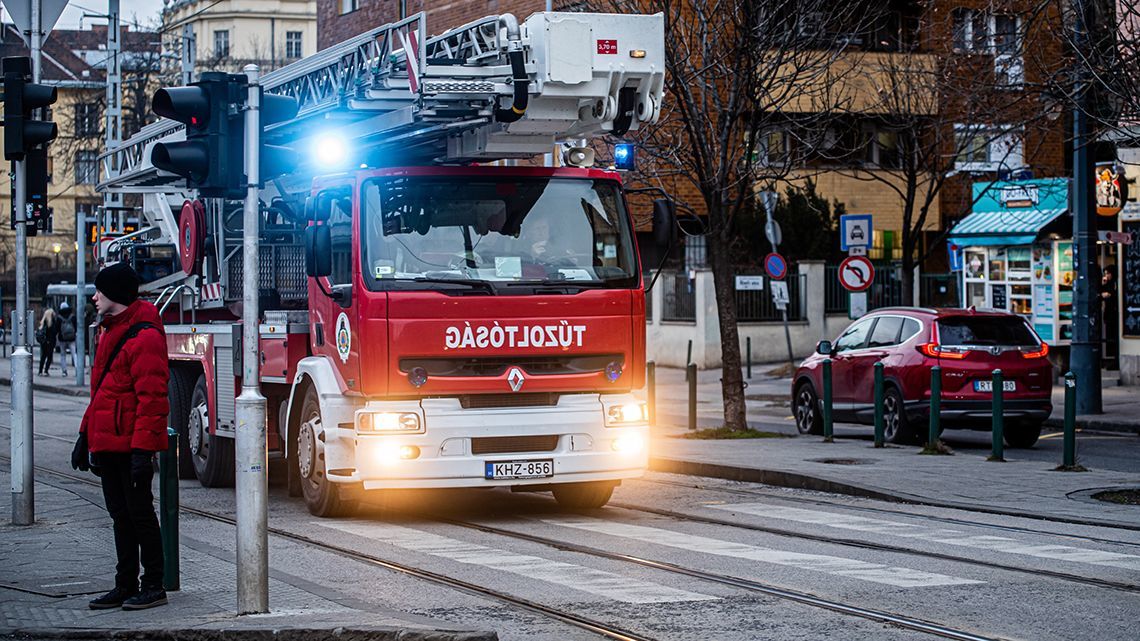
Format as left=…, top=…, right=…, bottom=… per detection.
left=784, top=169, right=941, bottom=234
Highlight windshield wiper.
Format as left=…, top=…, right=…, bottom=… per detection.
left=407, top=277, right=496, bottom=295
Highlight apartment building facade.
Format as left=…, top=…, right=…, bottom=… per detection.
left=163, top=0, right=317, bottom=74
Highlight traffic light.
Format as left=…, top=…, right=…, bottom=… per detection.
left=151, top=72, right=246, bottom=197
left=259, top=90, right=299, bottom=183
left=26, top=145, right=49, bottom=236
left=2, top=56, right=58, bottom=161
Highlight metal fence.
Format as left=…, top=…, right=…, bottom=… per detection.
left=825, top=264, right=904, bottom=314
left=734, top=273, right=806, bottom=321
left=661, top=272, right=696, bottom=322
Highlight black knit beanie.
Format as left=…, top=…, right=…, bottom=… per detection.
left=94, top=262, right=141, bottom=306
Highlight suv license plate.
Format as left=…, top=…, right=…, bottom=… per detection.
left=975, top=380, right=1016, bottom=392
left=485, top=459, right=554, bottom=480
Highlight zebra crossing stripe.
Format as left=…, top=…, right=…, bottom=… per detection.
left=541, top=517, right=982, bottom=588
left=315, top=521, right=718, bottom=604
left=710, top=503, right=1140, bottom=572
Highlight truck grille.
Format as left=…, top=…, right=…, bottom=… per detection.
left=402, top=355, right=621, bottom=377
left=471, top=435, right=559, bottom=455
left=459, top=393, right=559, bottom=409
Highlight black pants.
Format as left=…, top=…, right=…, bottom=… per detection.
left=38, top=339, right=55, bottom=373
left=97, top=453, right=164, bottom=591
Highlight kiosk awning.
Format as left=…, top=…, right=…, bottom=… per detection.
left=947, top=208, right=1067, bottom=246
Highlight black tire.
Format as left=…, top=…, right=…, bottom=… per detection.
left=793, top=382, right=824, bottom=435
left=1004, top=422, right=1042, bottom=448
left=167, top=367, right=197, bottom=479
left=882, top=386, right=917, bottom=445
left=189, top=374, right=234, bottom=487
left=282, top=399, right=302, bottom=498
left=553, top=481, right=616, bottom=509
left=296, top=386, right=359, bottom=517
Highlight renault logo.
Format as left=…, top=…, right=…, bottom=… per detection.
left=507, top=367, right=525, bottom=392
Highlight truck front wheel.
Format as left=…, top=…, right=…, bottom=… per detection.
left=552, top=481, right=616, bottom=510
left=296, top=386, right=359, bottom=518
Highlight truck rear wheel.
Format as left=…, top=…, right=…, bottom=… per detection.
left=189, top=374, right=235, bottom=487
left=552, top=481, right=616, bottom=510
left=168, top=367, right=197, bottom=479
left=297, top=386, right=359, bottom=518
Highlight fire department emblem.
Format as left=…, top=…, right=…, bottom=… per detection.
left=335, top=312, right=351, bottom=363
left=506, top=367, right=525, bottom=392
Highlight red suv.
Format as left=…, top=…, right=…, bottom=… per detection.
left=791, top=307, right=1053, bottom=447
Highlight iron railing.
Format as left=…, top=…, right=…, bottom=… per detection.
left=825, top=264, right=905, bottom=313
left=735, top=273, right=806, bottom=321
left=661, top=272, right=696, bottom=322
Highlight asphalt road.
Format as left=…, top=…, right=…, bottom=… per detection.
left=3, top=389, right=1139, bottom=641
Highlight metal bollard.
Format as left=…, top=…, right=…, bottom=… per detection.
left=685, top=340, right=693, bottom=381
left=687, top=363, right=697, bottom=431
left=927, top=366, right=941, bottom=449
left=822, top=358, right=833, bottom=442
left=989, top=369, right=1004, bottom=461
left=746, top=337, right=752, bottom=379
left=873, top=362, right=884, bottom=448
left=159, top=427, right=180, bottom=591
left=647, top=361, right=656, bottom=427
left=1063, top=371, right=1076, bottom=468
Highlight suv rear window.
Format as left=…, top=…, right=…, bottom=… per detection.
left=937, top=316, right=1038, bottom=346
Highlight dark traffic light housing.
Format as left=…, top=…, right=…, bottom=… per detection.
left=151, top=73, right=300, bottom=198
left=3, top=56, right=58, bottom=161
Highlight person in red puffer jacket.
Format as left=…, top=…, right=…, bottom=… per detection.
left=70, top=262, right=170, bottom=611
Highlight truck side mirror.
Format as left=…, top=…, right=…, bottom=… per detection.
left=303, top=196, right=315, bottom=221
left=816, top=340, right=832, bottom=356
left=304, top=224, right=332, bottom=278
left=652, top=198, right=676, bottom=249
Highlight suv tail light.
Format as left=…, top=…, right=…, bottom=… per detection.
left=918, top=342, right=969, bottom=359
left=1020, top=343, right=1049, bottom=359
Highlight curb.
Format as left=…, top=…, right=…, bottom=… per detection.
left=1044, top=416, right=1140, bottom=435
left=649, top=456, right=1140, bottom=532
left=0, top=627, right=496, bottom=641
left=0, top=377, right=89, bottom=397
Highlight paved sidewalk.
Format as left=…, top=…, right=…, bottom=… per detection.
left=647, top=364, right=1140, bottom=530
left=0, top=475, right=494, bottom=641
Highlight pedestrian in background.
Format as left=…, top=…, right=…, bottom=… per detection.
left=69, top=262, right=171, bottom=610
left=57, top=301, right=77, bottom=377
left=37, top=306, right=58, bottom=376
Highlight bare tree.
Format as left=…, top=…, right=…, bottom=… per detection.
left=590, top=0, right=872, bottom=430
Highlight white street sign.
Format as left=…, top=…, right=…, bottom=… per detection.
left=735, top=275, right=764, bottom=291
left=770, top=280, right=789, bottom=310
left=849, top=292, right=868, bottom=319
left=5, top=0, right=69, bottom=45
left=764, top=219, right=782, bottom=247
left=848, top=246, right=867, bottom=256
left=840, top=214, right=873, bottom=250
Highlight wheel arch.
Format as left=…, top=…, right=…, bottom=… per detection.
left=284, top=356, right=356, bottom=461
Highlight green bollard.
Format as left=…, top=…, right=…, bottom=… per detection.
left=647, top=361, right=656, bottom=427
left=159, top=426, right=180, bottom=591
left=1063, top=371, right=1076, bottom=468
left=746, top=337, right=752, bottom=379
left=822, top=358, right=833, bottom=442
left=927, top=366, right=941, bottom=450
left=687, top=363, right=697, bottom=431
left=989, top=369, right=1004, bottom=462
left=873, top=362, right=885, bottom=448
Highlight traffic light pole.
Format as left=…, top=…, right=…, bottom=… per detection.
left=11, top=157, right=35, bottom=526
left=235, top=64, right=269, bottom=615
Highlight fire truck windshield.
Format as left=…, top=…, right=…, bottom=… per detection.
left=361, top=176, right=639, bottom=293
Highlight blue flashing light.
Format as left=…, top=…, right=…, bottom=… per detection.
left=613, top=143, right=635, bottom=171
left=604, top=361, right=623, bottom=383
left=313, top=133, right=347, bottom=167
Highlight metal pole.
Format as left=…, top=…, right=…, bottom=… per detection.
left=1070, top=0, right=1102, bottom=414
left=873, top=362, right=884, bottom=448
left=1063, top=372, right=1077, bottom=468
left=746, top=336, right=751, bottom=379
left=181, top=23, right=196, bottom=85
left=927, top=366, right=941, bottom=450
left=76, top=208, right=86, bottom=385
left=646, top=361, right=656, bottom=426
left=159, top=427, right=179, bottom=591
left=822, top=358, right=833, bottom=442
left=989, top=369, right=1004, bottom=462
left=687, top=363, right=697, bottom=431
left=11, top=157, right=35, bottom=525
left=103, top=0, right=123, bottom=235
left=235, top=64, right=268, bottom=614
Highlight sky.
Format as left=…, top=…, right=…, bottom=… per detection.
left=1, top=0, right=164, bottom=34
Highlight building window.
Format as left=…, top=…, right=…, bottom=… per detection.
left=748, top=129, right=789, bottom=167
left=214, top=30, right=230, bottom=58
left=339, top=0, right=359, bottom=15
left=75, top=150, right=99, bottom=185
left=952, top=8, right=987, bottom=52
left=285, top=31, right=303, bottom=59
left=954, top=125, right=1023, bottom=173
left=75, top=103, right=100, bottom=137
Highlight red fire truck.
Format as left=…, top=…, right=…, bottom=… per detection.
left=98, top=11, right=666, bottom=516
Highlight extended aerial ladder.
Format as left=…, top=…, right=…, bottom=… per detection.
left=96, top=10, right=664, bottom=311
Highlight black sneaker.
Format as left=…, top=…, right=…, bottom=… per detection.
left=89, top=587, right=137, bottom=610
left=121, top=588, right=167, bottom=610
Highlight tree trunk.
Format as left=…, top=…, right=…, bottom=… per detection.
left=706, top=211, right=748, bottom=431
left=900, top=252, right=916, bottom=306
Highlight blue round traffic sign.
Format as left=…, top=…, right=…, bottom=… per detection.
left=764, top=252, right=787, bottom=280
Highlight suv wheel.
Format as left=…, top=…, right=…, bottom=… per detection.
left=794, top=382, right=823, bottom=435
left=1004, top=421, right=1042, bottom=448
left=882, top=387, right=916, bottom=444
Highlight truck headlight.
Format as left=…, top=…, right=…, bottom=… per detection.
left=358, top=412, right=421, bottom=433
left=606, top=402, right=647, bottom=426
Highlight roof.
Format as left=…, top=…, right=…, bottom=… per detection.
left=946, top=207, right=1068, bottom=246
left=0, top=23, right=159, bottom=87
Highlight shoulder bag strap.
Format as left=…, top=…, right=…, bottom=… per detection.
left=93, top=322, right=158, bottom=394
